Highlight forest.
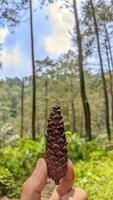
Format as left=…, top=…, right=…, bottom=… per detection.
left=0, top=0, right=113, bottom=200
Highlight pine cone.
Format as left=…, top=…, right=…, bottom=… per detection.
left=45, top=105, right=68, bottom=185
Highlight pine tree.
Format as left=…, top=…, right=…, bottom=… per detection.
left=73, top=0, right=92, bottom=140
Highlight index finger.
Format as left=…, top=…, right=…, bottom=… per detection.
left=32, top=158, right=48, bottom=192
left=22, top=158, right=48, bottom=194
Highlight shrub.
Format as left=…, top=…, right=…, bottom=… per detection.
left=0, top=138, right=45, bottom=179
left=66, top=132, right=101, bottom=161
left=0, top=137, right=45, bottom=197
left=74, top=157, right=113, bottom=200
left=0, top=133, right=112, bottom=199
left=79, top=141, right=99, bottom=161
left=66, top=132, right=83, bottom=161
left=0, top=167, right=19, bottom=197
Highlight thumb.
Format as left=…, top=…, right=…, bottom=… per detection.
left=56, top=160, right=75, bottom=196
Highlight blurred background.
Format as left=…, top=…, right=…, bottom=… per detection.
left=0, top=0, right=113, bottom=199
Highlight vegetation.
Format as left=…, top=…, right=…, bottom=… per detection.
left=0, top=133, right=113, bottom=199
left=0, top=60, right=113, bottom=138
left=73, top=0, right=92, bottom=140
left=1, top=0, right=113, bottom=199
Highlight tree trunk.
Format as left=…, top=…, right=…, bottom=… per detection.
left=30, top=0, right=36, bottom=140
left=67, top=104, right=70, bottom=127
left=70, top=74, right=76, bottom=133
left=90, top=0, right=111, bottom=140
left=71, top=101, right=76, bottom=133
left=44, top=78, right=48, bottom=131
left=80, top=112, right=84, bottom=138
left=105, top=39, right=113, bottom=125
left=21, top=80, right=24, bottom=138
left=73, top=0, right=92, bottom=140
left=104, top=23, right=113, bottom=71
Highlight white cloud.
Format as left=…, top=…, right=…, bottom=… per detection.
left=44, top=0, right=82, bottom=55
left=1, top=47, right=31, bottom=78
left=0, top=27, right=9, bottom=43
left=1, top=48, right=23, bottom=68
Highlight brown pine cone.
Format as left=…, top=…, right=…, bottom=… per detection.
left=45, top=105, right=68, bottom=185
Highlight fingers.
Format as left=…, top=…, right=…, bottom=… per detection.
left=20, top=185, right=41, bottom=200
left=31, top=158, right=48, bottom=192
left=50, top=188, right=88, bottom=200
left=63, top=159, right=75, bottom=181
left=20, top=158, right=48, bottom=200
left=56, top=159, right=75, bottom=196
left=72, top=188, right=88, bottom=200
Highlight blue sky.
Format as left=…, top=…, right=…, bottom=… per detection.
left=0, top=0, right=78, bottom=79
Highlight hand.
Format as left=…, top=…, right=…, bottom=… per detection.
left=50, top=160, right=87, bottom=200
left=20, top=158, right=47, bottom=200
left=20, top=158, right=87, bottom=200
left=56, top=160, right=75, bottom=196
left=50, top=188, right=88, bottom=200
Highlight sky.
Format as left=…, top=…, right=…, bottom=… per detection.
left=0, top=0, right=82, bottom=79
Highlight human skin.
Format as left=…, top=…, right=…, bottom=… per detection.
left=20, top=158, right=88, bottom=200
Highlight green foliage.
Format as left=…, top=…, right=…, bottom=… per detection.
left=0, top=123, right=18, bottom=148
left=106, top=150, right=113, bottom=160
left=0, top=138, right=45, bottom=179
left=96, top=133, right=110, bottom=146
left=0, top=137, right=45, bottom=197
left=79, top=140, right=100, bottom=161
left=66, top=132, right=113, bottom=199
left=0, top=133, right=113, bottom=198
left=66, top=132, right=102, bottom=161
left=66, top=132, right=82, bottom=160
left=37, top=135, right=45, bottom=156
left=0, top=167, right=19, bottom=197
left=75, top=157, right=113, bottom=200
left=0, top=64, right=111, bottom=138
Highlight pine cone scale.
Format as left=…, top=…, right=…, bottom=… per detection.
left=45, top=105, right=68, bottom=185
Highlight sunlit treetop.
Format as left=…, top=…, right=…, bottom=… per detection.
left=0, top=0, right=29, bottom=31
